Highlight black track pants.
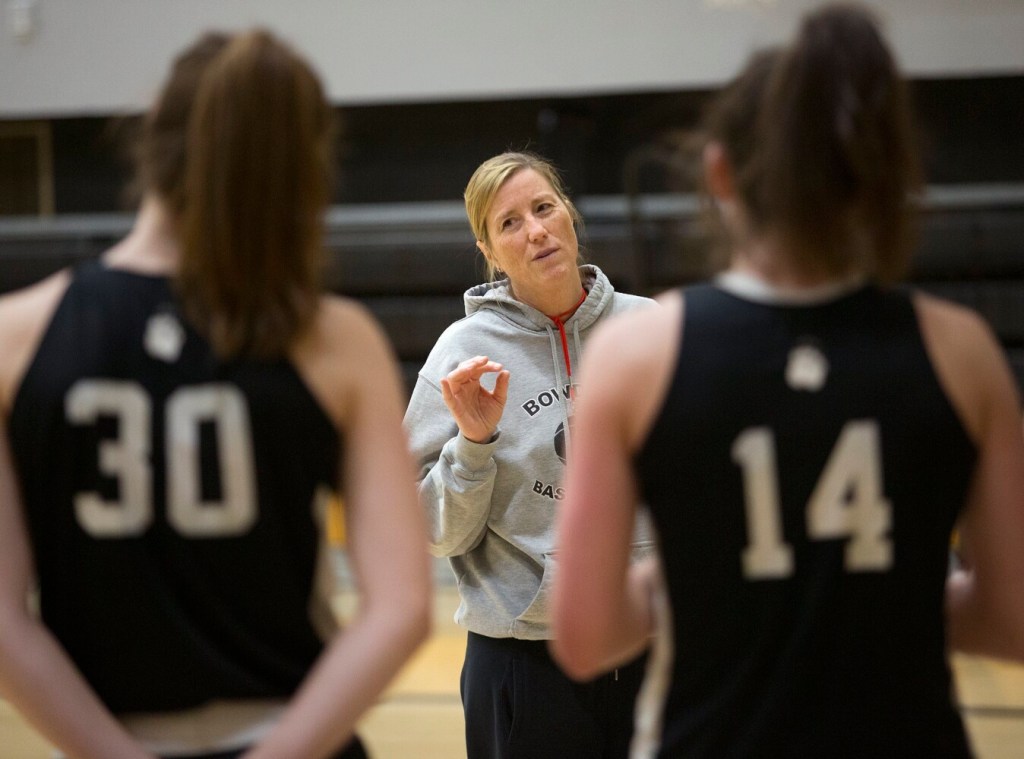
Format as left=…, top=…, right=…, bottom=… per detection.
left=461, top=631, right=647, bottom=759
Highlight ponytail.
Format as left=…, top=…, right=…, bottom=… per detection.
left=176, top=30, right=334, bottom=359
left=136, top=33, right=230, bottom=216
left=717, top=4, right=921, bottom=283
left=696, top=48, right=782, bottom=268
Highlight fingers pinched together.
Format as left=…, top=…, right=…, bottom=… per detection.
left=439, top=356, right=511, bottom=444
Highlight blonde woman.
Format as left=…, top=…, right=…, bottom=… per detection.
left=405, top=152, right=654, bottom=758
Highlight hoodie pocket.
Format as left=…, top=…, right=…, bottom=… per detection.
left=510, top=551, right=557, bottom=633
left=510, top=541, right=656, bottom=635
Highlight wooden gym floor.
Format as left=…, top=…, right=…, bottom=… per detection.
left=3, top=585, right=1024, bottom=758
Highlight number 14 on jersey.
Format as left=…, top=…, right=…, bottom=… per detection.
left=732, top=420, right=893, bottom=580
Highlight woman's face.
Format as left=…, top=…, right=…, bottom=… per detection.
left=478, top=168, right=579, bottom=303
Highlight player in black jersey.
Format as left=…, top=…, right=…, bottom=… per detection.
left=552, top=4, right=1024, bottom=758
left=0, top=29, right=430, bottom=759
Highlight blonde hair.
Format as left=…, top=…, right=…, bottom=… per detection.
left=464, top=152, right=583, bottom=281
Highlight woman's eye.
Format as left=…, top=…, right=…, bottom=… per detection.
left=500, top=218, right=515, bottom=230
left=537, top=202, right=553, bottom=213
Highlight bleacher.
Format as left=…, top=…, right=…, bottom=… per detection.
left=2, top=183, right=1024, bottom=395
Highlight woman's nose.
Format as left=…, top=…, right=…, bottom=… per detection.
left=526, top=216, right=547, bottom=240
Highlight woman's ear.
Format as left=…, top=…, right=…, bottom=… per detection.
left=477, top=240, right=492, bottom=266
left=703, top=141, right=736, bottom=203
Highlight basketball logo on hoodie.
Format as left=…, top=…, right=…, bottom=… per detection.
left=534, top=418, right=573, bottom=500
left=554, top=411, right=575, bottom=465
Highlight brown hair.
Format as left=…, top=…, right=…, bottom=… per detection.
left=139, top=29, right=334, bottom=359
left=705, top=3, right=921, bottom=283
left=136, top=32, right=230, bottom=215
left=464, top=151, right=583, bottom=281
left=695, top=47, right=782, bottom=270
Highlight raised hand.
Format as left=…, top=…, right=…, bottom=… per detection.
left=439, top=356, right=511, bottom=444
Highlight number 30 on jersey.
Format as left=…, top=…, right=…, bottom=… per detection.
left=66, top=379, right=257, bottom=538
left=732, top=420, right=893, bottom=580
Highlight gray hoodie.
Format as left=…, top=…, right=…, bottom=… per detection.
left=404, top=265, right=655, bottom=639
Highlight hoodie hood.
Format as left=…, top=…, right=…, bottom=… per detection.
left=464, top=265, right=612, bottom=440
left=464, top=264, right=613, bottom=333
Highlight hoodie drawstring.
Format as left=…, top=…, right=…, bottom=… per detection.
left=547, top=288, right=587, bottom=405
left=571, top=321, right=582, bottom=391
left=546, top=288, right=587, bottom=455
left=547, top=327, right=568, bottom=422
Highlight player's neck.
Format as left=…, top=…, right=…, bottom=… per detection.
left=729, top=237, right=848, bottom=290
left=103, top=196, right=181, bottom=275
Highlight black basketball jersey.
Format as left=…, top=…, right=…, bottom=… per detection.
left=7, top=261, right=342, bottom=714
left=634, top=281, right=976, bottom=757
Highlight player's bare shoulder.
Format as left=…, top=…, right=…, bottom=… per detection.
left=913, top=289, right=1015, bottom=444
left=0, top=268, right=72, bottom=334
left=914, top=290, right=1002, bottom=370
left=914, top=289, right=990, bottom=331
left=0, top=269, right=72, bottom=411
left=586, top=289, right=681, bottom=383
left=582, top=289, right=682, bottom=449
left=318, top=295, right=390, bottom=351
left=293, top=295, right=400, bottom=427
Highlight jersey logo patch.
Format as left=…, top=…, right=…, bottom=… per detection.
left=144, top=312, right=185, bottom=363
left=786, top=341, right=828, bottom=392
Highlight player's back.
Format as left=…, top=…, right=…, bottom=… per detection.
left=7, top=260, right=341, bottom=714
left=635, top=278, right=975, bottom=757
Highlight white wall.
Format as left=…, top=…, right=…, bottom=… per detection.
left=1, top=0, right=1022, bottom=118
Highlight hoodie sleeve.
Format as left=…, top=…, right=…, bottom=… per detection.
left=404, top=372, right=498, bottom=558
